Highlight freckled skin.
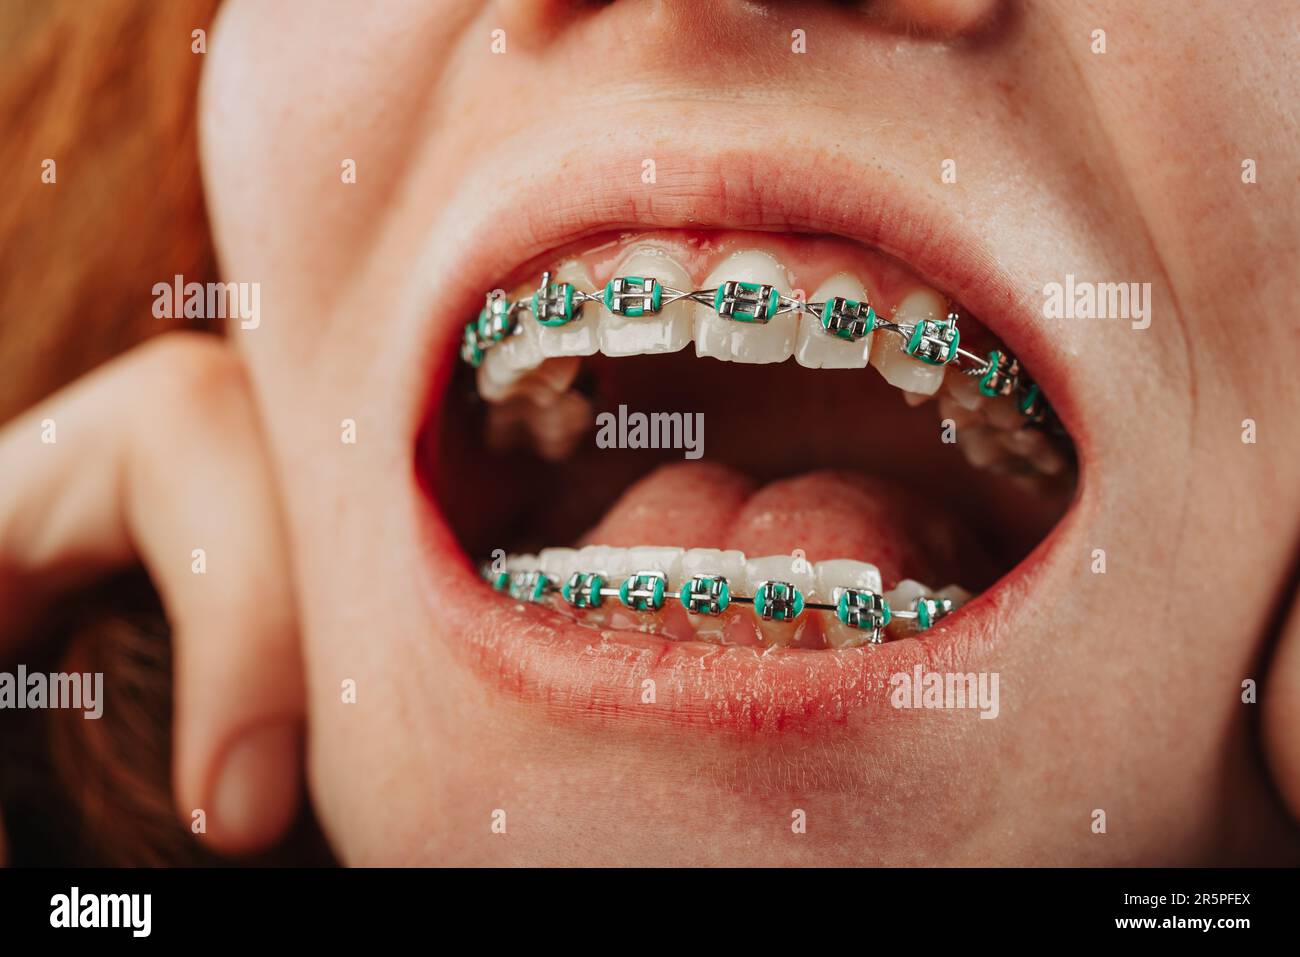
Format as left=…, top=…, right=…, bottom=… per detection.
left=200, top=1, right=1300, bottom=864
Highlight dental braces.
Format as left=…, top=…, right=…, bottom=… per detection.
left=460, top=272, right=1059, bottom=429
left=479, top=562, right=956, bottom=644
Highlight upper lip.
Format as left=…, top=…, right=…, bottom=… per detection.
left=407, top=133, right=1085, bottom=732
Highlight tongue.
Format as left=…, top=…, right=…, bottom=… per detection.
left=577, top=462, right=986, bottom=589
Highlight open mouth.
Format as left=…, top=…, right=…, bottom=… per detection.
left=420, top=227, right=1077, bottom=657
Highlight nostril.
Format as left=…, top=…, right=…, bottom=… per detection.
left=869, top=0, right=1002, bottom=37
left=492, top=0, right=602, bottom=48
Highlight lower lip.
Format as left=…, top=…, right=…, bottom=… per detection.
left=414, top=497, right=1070, bottom=734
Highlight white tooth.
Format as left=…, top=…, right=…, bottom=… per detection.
left=538, top=548, right=579, bottom=580
left=794, top=273, right=872, bottom=370
left=680, top=548, right=747, bottom=586
left=592, top=547, right=686, bottom=591
left=536, top=260, right=600, bottom=358
left=884, top=579, right=968, bottom=637
left=680, top=550, right=748, bottom=644
left=598, top=250, right=694, bottom=357
left=944, top=368, right=986, bottom=411
left=696, top=251, right=795, bottom=364
left=998, top=427, right=1043, bottom=458
left=622, top=546, right=685, bottom=587
left=938, top=394, right=983, bottom=430
left=902, top=390, right=932, bottom=407
left=514, top=356, right=580, bottom=408
left=983, top=395, right=1025, bottom=431
left=599, top=549, right=637, bottom=583
left=870, top=289, right=948, bottom=395
left=958, top=424, right=1008, bottom=470
left=575, top=545, right=618, bottom=576
left=937, top=584, right=972, bottom=607
left=744, top=554, right=816, bottom=596
left=524, top=390, right=592, bottom=462
left=497, top=304, right=543, bottom=372
left=505, top=552, right=538, bottom=572
left=815, top=559, right=891, bottom=648
left=535, top=356, right=581, bottom=392
left=483, top=355, right=579, bottom=406
left=1030, top=442, right=1068, bottom=477
left=476, top=349, right=521, bottom=402
left=886, top=578, right=931, bottom=614
left=812, top=559, right=883, bottom=603
left=744, top=554, right=816, bottom=647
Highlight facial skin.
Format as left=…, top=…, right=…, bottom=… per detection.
left=198, top=0, right=1300, bottom=864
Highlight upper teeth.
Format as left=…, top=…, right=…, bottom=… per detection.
left=598, top=250, right=694, bottom=357
left=794, top=272, right=873, bottom=369
left=695, top=250, right=798, bottom=363
left=870, top=288, right=949, bottom=395
left=472, top=249, right=960, bottom=394
left=536, top=261, right=601, bottom=359
left=462, top=248, right=1064, bottom=473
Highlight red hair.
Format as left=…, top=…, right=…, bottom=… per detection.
left=0, top=0, right=329, bottom=865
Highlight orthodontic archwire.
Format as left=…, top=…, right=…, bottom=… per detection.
left=461, top=272, right=1057, bottom=641
left=459, top=271, right=1061, bottom=431
left=478, top=561, right=953, bottom=644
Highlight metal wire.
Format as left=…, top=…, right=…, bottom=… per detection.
left=462, top=274, right=1058, bottom=433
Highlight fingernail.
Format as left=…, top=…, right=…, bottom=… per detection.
left=212, top=722, right=302, bottom=853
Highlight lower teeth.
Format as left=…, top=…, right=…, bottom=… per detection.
left=481, top=551, right=969, bottom=649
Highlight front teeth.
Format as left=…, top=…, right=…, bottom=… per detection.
left=814, top=559, right=883, bottom=596
left=814, top=559, right=884, bottom=648
left=537, top=260, right=600, bottom=359
left=498, top=546, right=968, bottom=647
left=744, top=554, right=816, bottom=597
left=603, top=546, right=685, bottom=585
left=598, top=249, right=694, bottom=357
left=794, top=273, right=873, bottom=370
left=871, top=288, right=948, bottom=395
left=473, top=254, right=959, bottom=392
left=681, top=547, right=748, bottom=584
left=696, top=251, right=796, bottom=364
left=744, top=553, right=816, bottom=645
left=470, top=256, right=1068, bottom=478
left=537, top=547, right=579, bottom=582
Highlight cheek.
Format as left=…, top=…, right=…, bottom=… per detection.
left=199, top=0, right=465, bottom=324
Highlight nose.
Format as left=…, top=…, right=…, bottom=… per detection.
left=870, top=0, right=1000, bottom=34
left=494, top=0, right=1002, bottom=47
